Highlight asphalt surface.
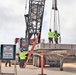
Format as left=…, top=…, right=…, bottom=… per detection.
left=1, top=63, right=76, bottom=75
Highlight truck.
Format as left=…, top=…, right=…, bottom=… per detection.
left=33, top=43, right=76, bottom=70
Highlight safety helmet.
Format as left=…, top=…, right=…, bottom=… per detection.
left=20, top=48, right=23, bottom=52
left=55, top=30, right=57, bottom=33
left=49, top=29, right=51, bottom=31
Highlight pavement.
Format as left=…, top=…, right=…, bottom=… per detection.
left=0, top=63, right=76, bottom=75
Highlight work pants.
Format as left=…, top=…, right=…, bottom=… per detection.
left=54, top=38, right=58, bottom=44
left=20, top=60, right=25, bottom=68
left=48, top=38, right=53, bottom=43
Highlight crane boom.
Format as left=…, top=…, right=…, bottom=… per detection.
left=24, top=0, right=45, bottom=47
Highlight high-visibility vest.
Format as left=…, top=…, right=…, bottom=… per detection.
left=48, top=32, right=54, bottom=38
left=54, top=33, right=59, bottom=38
left=24, top=51, right=28, bottom=58
left=19, top=52, right=28, bottom=60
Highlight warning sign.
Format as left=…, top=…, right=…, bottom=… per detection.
left=1, top=44, right=16, bottom=60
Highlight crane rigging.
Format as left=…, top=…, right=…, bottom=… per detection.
left=50, top=0, right=61, bottom=43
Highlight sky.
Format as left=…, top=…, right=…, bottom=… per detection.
left=0, top=0, right=76, bottom=44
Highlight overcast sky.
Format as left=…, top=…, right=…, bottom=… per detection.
left=0, top=0, right=76, bottom=44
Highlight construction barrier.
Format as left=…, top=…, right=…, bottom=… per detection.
left=38, top=53, right=46, bottom=75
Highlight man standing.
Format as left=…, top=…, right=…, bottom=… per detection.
left=19, top=48, right=28, bottom=68
left=48, top=29, right=54, bottom=43
left=54, top=30, right=60, bottom=44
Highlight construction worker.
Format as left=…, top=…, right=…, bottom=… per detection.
left=58, top=33, right=61, bottom=44
left=48, top=29, right=54, bottom=43
left=19, top=48, right=28, bottom=68
left=54, top=30, right=60, bottom=44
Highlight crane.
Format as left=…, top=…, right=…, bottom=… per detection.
left=24, top=0, right=45, bottom=48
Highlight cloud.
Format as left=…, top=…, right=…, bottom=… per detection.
left=0, top=0, right=76, bottom=44
left=0, top=0, right=26, bottom=44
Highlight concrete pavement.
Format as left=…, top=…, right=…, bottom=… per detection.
left=1, top=63, right=76, bottom=75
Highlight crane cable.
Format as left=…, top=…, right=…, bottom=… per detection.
left=58, top=10, right=61, bottom=43
left=53, top=9, right=61, bottom=44
left=49, top=9, right=52, bottom=30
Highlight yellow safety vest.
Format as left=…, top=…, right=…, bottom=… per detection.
left=48, top=32, right=54, bottom=38
left=19, top=52, right=28, bottom=60
left=24, top=51, right=28, bottom=58
left=54, top=33, right=59, bottom=38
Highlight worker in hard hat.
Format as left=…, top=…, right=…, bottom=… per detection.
left=54, top=30, right=60, bottom=44
left=48, top=29, right=54, bottom=43
left=19, top=48, right=28, bottom=68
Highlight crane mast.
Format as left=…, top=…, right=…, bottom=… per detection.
left=52, top=0, right=58, bottom=10
left=50, top=0, right=61, bottom=43
left=50, top=0, right=60, bottom=34
left=24, top=0, right=45, bottom=46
